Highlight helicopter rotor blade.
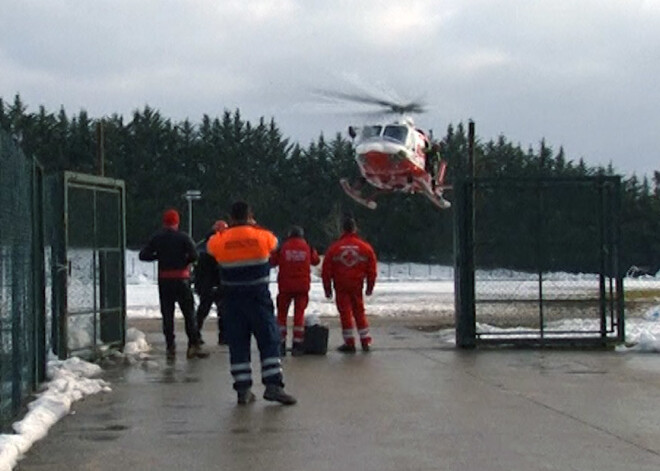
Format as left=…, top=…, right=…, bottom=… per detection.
left=313, top=89, right=426, bottom=115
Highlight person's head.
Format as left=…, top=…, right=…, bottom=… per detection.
left=162, top=209, right=180, bottom=228
left=288, top=225, right=304, bottom=238
left=342, top=215, right=356, bottom=233
left=213, top=220, right=228, bottom=232
left=230, top=201, right=252, bottom=224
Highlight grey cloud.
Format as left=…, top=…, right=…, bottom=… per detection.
left=1, top=0, right=660, bottom=176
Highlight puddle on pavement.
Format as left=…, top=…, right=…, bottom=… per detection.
left=77, top=424, right=129, bottom=442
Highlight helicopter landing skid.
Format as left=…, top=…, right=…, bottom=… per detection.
left=425, top=190, right=452, bottom=209
left=340, top=179, right=378, bottom=210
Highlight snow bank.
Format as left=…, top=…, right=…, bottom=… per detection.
left=616, top=305, right=660, bottom=353
left=0, top=328, right=152, bottom=471
left=0, top=357, right=110, bottom=471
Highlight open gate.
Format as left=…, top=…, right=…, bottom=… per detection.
left=46, top=172, right=126, bottom=359
left=454, top=126, right=624, bottom=348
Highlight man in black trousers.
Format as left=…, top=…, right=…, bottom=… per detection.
left=139, top=209, right=209, bottom=360
left=194, top=220, right=228, bottom=345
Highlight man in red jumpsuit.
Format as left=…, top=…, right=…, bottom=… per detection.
left=322, top=216, right=377, bottom=353
left=270, top=226, right=320, bottom=356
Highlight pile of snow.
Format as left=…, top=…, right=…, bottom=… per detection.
left=617, top=305, right=660, bottom=353
left=123, top=327, right=151, bottom=355
left=0, top=328, right=152, bottom=471
left=0, top=357, right=110, bottom=471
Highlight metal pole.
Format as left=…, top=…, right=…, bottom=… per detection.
left=455, top=120, right=477, bottom=348
left=96, top=121, right=105, bottom=177
left=188, top=197, right=193, bottom=236
left=183, top=190, right=201, bottom=238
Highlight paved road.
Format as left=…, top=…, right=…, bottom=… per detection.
left=16, top=318, right=660, bottom=471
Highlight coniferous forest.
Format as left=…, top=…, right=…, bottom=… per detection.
left=2, top=94, right=659, bottom=273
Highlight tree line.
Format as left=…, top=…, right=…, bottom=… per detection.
left=2, top=94, right=659, bottom=274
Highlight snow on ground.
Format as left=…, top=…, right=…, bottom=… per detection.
left=126, top=251, right=660, bottom=349
left=2, top=251, right=659, bottom=470
left=0, top=329, right=150, bottom=471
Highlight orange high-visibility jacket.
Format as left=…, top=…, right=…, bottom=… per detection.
left=207, top=224, right=278, bottom=287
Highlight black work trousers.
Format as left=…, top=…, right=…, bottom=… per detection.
left=196, top=287, right=225, bottom=339
left=158, top=278, right=201, bottom=349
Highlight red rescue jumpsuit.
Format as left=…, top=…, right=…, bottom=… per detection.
left=322, top=232, right=377, bottom=348
left=270, top=236, right=320, bottom=348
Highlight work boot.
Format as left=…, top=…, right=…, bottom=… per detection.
left=263, top=385, right=297, bottom=405
left=337, top=343, right=356, bottom=354
left=186, top=344, right=210, bottom=359
left=237, top=389, right=256, bottom=405
left=291, top=343, right=305, bottom=357
left=361, top=341, right=371, bottom=352
left=166, top=345, right=176, bottom=359
left=280, top=341, right=287, bottom=357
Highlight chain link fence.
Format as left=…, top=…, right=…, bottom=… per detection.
left=455, top=176, right=624, bottom=347
left=1, top=134, right=125, bottom=429
left=0, top=131, right=45, bottom=430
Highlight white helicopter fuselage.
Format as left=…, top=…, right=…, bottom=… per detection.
left=353, top=120, right=429, bottom=192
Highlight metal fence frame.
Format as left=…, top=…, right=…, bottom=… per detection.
left=46, top=171, right=127, bottom=360
left=454, top=175, right=624, bottom=348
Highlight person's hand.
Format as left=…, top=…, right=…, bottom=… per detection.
left=365, top=287, right=373, bottom=296
left=325, top=290, right=332, bottom=299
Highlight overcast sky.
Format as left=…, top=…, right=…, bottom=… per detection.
left=2, top=0, right=659, bottom=177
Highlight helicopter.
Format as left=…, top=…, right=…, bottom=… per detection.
left=320, top=90, right=451, bottom=210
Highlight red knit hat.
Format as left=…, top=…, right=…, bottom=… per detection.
left=213, top=220, right=228, bottom=232
left=162, top=209, right=180, bottom=227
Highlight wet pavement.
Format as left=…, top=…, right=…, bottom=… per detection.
left=16, top=317, right=660, bottom=471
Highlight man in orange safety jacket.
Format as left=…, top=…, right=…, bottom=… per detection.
left=207, top=201, right=296, bottom=406
left=322, top=215, right=377, bottom=353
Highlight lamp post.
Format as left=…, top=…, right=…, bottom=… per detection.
left=182, top=190, right=202, bottom=237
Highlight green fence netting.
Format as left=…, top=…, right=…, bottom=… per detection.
left=0, top=131, right=45, bottom=429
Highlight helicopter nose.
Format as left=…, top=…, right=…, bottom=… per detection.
left=356, top=141, right=403, bottom=155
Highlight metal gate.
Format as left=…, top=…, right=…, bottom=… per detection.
left=46, top=172, right=126, bottom=359
left=454, top=175, right=624, bottom=348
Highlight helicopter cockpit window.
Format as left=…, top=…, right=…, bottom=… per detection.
left=382, top=125, right=408, bottom=144
left=360, top=125, right=383, bottom=140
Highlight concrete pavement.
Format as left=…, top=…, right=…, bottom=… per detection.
left=16, top=317, right=660, bottom=471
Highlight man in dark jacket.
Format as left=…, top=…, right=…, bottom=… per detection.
left=270, top=225, right=320, bottom=356
left=139, top=209, right=208, bottom=360
left=194, top=220, right=228, bottom=345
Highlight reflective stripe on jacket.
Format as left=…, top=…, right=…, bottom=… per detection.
left=207, top=224, right=278, bottom=287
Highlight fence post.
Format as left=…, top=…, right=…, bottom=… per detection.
left=454, top=120, right=476, bottom=348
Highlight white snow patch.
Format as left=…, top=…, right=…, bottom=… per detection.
left=0, top=328, right=153, bottom=471
left=0, top=357, right=110, bottom=471
left=616, top=305, right=660, bottom=353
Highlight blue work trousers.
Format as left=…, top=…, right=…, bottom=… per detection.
left=224, top=285, right=283, bottom=391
